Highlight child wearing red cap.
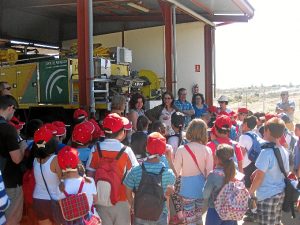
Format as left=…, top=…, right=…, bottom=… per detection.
left=207, top=115, right=244, bottom=173
left=87, top=113, right=138, bottom=225
left=124, top=132, right=175, bottom=224
left=32, top=126, right=64, bottom=225
left=72, top=121, right=95, bottom=168
left=57, top=146, right=99, bottom=223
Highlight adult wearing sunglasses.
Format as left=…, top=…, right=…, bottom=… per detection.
left=0, top=82, right=12, bottom=96
left=276, top=90, right=295, bottom=122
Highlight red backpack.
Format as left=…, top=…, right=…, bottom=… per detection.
left=94, top=143, right=127, bottom=206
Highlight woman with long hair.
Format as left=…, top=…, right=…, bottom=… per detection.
left=192, top=93, right=208, bottom=119
left=146, top=91, right=178, bottom=136
left=128, top=93, right=145, bottom=131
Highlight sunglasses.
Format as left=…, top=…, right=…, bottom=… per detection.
left=218, top=101, right=226, bottom=104
left=164, top=97, right=172, bottom=100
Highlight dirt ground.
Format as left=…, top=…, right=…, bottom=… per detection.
left=215, top=86, right=300, bottom=124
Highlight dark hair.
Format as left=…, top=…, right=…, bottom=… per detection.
left=243, top=115, right=257, bottom=130
left=0, top=95, right=18, bottom=110
left=215, top=125, right=230, bottom=135
left=192, top=93, right=205, bottom=105
left=104, top=128, right=124, bottom=139
left=130, top=132, right=147, bottom=158
left=129, top=93, right=145, bottom=110
left=295, top=124, right=300, bottom=130
left=253, top=112, right=265, bottom=121
left=264, top=117, right=285, bottom=139
left=177, top=88, right=186, bottom=97
left=171, top=112, right=185, bottom=146
left=161, top=91, right=175, bottom=107
left=33, top=138, right=58, bottom=159
left=151, top=120, right=165, bottom=133
left=26, top=119, right=43, bottom=138
left=136, top=115, right=150, bottom=131
left=216, top=144, right=236, bottom=184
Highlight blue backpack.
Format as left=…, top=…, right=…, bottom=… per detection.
left=244, top=132, right=265, bottom=162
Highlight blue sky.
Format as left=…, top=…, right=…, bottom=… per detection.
left=215, top=0, right=300, bottom=89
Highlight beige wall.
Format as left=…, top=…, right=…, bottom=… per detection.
left=62, top=22, right=206, bottom=101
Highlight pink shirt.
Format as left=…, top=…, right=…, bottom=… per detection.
left=174, top=142, right=213, bottom=177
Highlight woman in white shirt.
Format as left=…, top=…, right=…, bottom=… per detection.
left=32, top=126, right=63, bottom=225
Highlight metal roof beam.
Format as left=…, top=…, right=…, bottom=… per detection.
left=164, top=0, right=215, bottom=27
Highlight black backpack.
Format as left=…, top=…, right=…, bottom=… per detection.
left=134, top=163, right=165, bottom=221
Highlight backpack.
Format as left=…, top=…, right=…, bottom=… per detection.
left=244, top=132, right=265, bottom=162
left=134, top=163, right=165, bottom=221
left=59, top=179, right=89, bottom=221
left=94, top=143, right=127, bottom=207
left=214, top=178, right=250, bottom=221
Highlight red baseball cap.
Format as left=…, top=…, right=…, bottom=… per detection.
left=208, top=105, right=217, bottom=113
left=265, top=112, right=278, bottom=122
left=43, top=123, right=58, bottom=135
left=103, top=113, right=129, bottom=133
left=72, top=121, right=94, bottom=145
left=9, top=116, right=25, bottom=130
left=52, top=121, right=66, bottom=136
left=229, top=111, right=237, bottom=118
left=73, top=109, right=88, bottom=120
left=89, top=118, right=105, bottom=139
left=214, top=115, right=232, bottom=131
left=146, top=132, right=166, bottom=156
left=238, top=107, right=248, bottom=114
left=57, top=146, right=79, bottom=172
left=34, top=126, right=54, bottom=146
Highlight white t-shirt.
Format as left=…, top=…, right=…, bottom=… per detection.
left=62, top=177, right=97, bottom=210
left=159, top=108, right=175, bottom=136
left=238, top=134, right=253, bottom=168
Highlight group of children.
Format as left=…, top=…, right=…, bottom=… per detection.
left=1, top=91, right=300, bottom=225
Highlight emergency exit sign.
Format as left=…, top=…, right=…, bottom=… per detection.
left=195, top=65, right=200, bottom=72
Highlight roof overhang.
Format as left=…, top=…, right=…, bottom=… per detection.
left=0, top=0, right=254, bottom=46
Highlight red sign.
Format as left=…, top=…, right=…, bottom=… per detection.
left=195, top=65, right=200, bottom=72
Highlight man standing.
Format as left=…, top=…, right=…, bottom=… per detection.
left=0, top=95, right=25, bottom=225
left=174, top=88, right=195, bottom=127
left=276, top=90, right=295, bottom=122
left=217, top=95, right=232, bottom=114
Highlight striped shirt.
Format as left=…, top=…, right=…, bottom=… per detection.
left=124, top=161, right=175, bottom=215
left=0, top=171, right=10, bottom=225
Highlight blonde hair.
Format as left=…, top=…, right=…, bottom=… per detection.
left=186, top=118, right=208, bottom=144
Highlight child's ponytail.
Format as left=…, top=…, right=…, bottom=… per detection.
left=216, top=144, right=236, bottom=184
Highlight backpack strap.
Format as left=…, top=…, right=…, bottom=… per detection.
left=115, top=145, right=127, bottom=160
left=272, top=146, right=288, bottom=178
left=141, top=162, right=165, bottom=175
left=184, top=145, right=204, bottom=176
left=212, top=139, right=220, bottom=148
left=96, top=142, right=126, bottom=160
left=77, top=179, right=85, bottom=194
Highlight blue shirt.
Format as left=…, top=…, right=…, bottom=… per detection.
left=124, top=161, right=175, bottom=215
left=174, top=100, right=193, bottom=127
left=193, top=104, right=208, bottom=118
left=203, top=168, right=225, bottom=208
left=255, top=145, right=289, bottom=201
left=77, top=147, right=92, bottom=167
